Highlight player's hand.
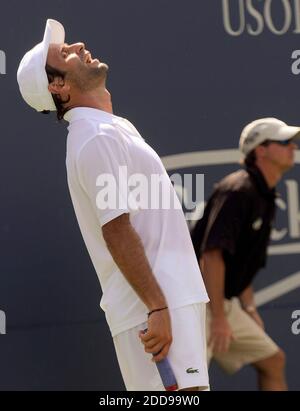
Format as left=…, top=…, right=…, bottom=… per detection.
left=139, top=309, right=172, bottom=362
left=209, top=315, right=234, bottom=354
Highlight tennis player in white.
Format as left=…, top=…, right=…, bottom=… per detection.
left=17, top=19, right=209, bottom=391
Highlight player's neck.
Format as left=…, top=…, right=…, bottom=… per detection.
left=256, top=161, right=282, bottom=188
left=65, top=88, right=113, bottom=114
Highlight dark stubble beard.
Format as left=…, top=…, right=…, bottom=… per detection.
left=69, top=62, right=109, bottom=92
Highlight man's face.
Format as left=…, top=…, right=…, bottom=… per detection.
left=263, top=139, right=298, bottom=172
left=47, top=42, right=109, bottom=92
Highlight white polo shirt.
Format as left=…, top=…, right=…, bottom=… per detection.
left=64, top=107, right=208, bottom=337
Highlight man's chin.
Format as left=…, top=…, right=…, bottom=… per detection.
left=100, top=62, right=109, bottom=72
left=95, top=62, right=109, bottom=76
left=94, top=66, right=108, bottom=88
left=91, top=59, right=109, bottom=70
left=282, top=161, right=295, bottom=173
left=87, top=62, right=108, bottom=77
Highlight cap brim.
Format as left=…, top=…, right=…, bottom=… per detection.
left=273, top=125, right=300, bottom=142
left=41, top=19, right=65, bottom=111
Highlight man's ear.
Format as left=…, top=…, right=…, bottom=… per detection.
left=48, top=76, right=70, bottom=94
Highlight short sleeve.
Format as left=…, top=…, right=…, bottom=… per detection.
left=203, top=190, right=251, bottom=255
left=76, top=134, right=138, bottom=227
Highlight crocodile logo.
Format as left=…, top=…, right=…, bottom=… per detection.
left=186, top=367, right=199, bottom=374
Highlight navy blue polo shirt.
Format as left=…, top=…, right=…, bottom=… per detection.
left=191, top=166, right=276, bottom=299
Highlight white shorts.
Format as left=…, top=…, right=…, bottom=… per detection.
left=113, top=303, right=209, bottom=391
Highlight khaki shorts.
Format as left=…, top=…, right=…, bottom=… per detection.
left=206, top=299, right=279, bottom=375
left=113, top=303, right=210, bottom=391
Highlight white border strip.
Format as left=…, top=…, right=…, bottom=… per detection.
left=162, top=149, right=240, bottom=170
left=268, top=243, right=300, bottom=255
left=255, top=271, right=300, bottom=307
left=162, top=149, right=300, bottom=171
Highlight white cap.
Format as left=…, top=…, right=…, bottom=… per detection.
left=17, top=19, right=65, bottom=112
left=239, top=117, right=300, bottom=156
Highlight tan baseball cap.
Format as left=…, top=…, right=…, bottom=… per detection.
left=239, top=118, right=300, bottom=156
left=17, top=19, right=65, bottom=112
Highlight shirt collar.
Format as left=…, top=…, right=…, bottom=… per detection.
left=64, top=107, right=116, bottom=124
left=246, top=165, right=277, bottom=199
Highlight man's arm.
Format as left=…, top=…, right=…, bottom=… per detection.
left=102, top=213, right=172, bottom=362
left=200, top=248, right=234, bottom=353
left=239, top=285, right=255, bottom=308
left=239, top=285, right=264, bottom=329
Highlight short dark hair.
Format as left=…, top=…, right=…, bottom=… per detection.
left=43, top=64, right=70, bottom=121
left=244, top=149, right=257, bottom=168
